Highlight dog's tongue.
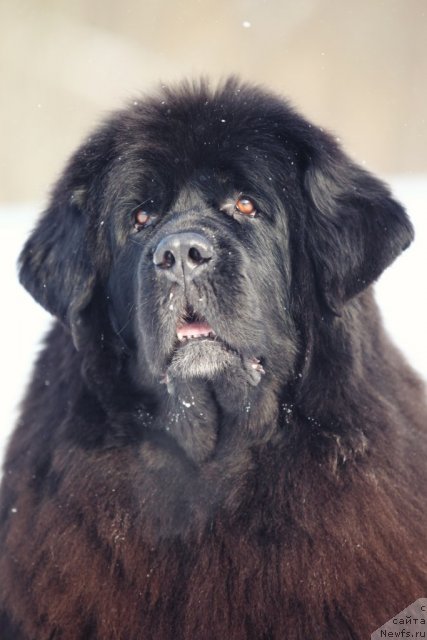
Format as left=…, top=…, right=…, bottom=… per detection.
left=177, top=322, right=214, bottom=340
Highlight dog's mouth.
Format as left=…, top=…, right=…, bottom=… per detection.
left=162, top=304, right=232, bottom=383
left=161, top=304, right=265, bottom=386
left=176, top=306, right=217, bottom=344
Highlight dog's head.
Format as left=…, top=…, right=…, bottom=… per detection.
left=19, top=79, right=413, bottom=395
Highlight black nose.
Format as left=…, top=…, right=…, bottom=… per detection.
left=153, top=232, right=214, bottom=283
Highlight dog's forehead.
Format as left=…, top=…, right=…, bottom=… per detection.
left=117, top=88, right=304, bottom=178
left=171, top=184, right=209, bottom=213
left=170, top=173, right=234, bottom=211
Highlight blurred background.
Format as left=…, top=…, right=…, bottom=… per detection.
left=0, top=0, right=426, bottom=454
left=1, top=0, right=427, bottom=201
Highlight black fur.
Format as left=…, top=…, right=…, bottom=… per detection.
left=0, top=78, right=425, bottom=639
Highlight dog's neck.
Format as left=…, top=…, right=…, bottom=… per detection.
left=150, top=374, right=283, bottom=463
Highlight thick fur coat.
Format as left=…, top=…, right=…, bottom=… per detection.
left=0, top=79, right=426, bottom=639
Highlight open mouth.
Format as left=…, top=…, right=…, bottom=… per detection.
left=176, top=306, right=217, bottom=343
left=165, top=305, right=265, bottom=385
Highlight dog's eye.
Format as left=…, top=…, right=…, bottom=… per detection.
left=235, top=196, right=256, bottom=217
left=134, top=209, right=151, bottom=229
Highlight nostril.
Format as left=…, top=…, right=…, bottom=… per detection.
left=163, top=250, right=175, bottom=269
left=188, top=247, right=204, bottom=264
left=155, top=249, right=175, bottom=269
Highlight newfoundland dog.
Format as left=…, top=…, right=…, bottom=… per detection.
left=0, top=79, right=426, bottom=639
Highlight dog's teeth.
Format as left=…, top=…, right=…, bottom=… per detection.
left=177, top=329, right=216, bottom=342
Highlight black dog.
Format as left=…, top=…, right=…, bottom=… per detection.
left=0, top=79, right=426, bottom=639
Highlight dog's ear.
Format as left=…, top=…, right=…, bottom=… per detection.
left=19, top=133, right=110, bottom=349
left=303, top=135, right=414, bottom=313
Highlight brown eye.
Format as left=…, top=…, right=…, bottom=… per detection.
left=235, top=196, right=256, bottom=217
left=134, top=209, right=150, bottom=228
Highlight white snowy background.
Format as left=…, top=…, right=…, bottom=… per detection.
left=0, top=175, right=426, bottom=463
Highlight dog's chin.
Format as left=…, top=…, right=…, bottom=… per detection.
left=167, top=339, right=239, bottom=380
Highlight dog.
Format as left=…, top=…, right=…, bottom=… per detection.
left=0, top=78, right=426, bottom=639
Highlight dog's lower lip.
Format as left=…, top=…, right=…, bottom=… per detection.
left=177, top=322, right=216, bottom=341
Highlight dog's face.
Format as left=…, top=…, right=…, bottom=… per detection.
left=19, top=79, right=413, bottom=401
left=106, top=155, right=299, bottom=389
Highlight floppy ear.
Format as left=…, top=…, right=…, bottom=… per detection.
left=304, top=137, right=414, bottom=313
left=17, top=123, right=117, bottom=350
left=19, top=184, right=96, bottom=349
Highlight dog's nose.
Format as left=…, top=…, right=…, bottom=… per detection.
left=153, top=232, right=214, bottom=282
